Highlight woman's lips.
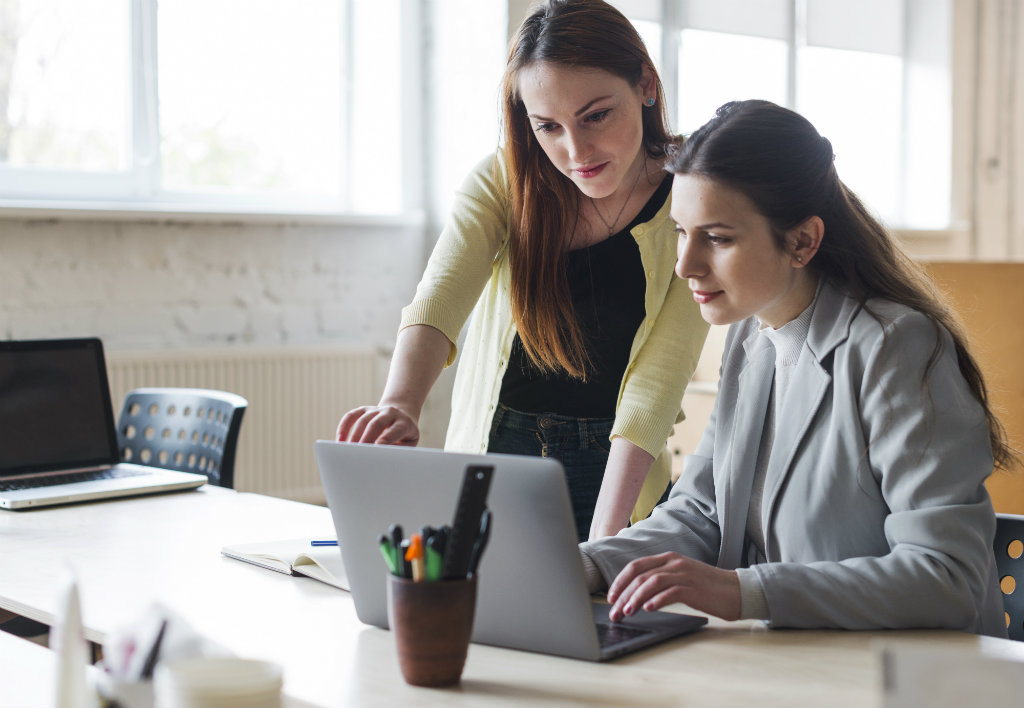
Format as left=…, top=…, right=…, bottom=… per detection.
left=574, top=162, right=608, bottom=179
left=692, top=290, right=722, bottom=305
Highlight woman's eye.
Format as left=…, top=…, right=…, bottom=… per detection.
left=586, top=109, right=610, bottom=124
left=534, top=122, right=558, bottom=134
left=707, top=234, right=729, bottom=245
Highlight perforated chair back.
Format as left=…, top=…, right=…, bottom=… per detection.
left=994, top=513, right=1024, bottom=640
left=117, top=387, right=247, bottom=489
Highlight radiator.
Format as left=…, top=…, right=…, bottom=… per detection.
left=106, top=347, right=383, bottom=504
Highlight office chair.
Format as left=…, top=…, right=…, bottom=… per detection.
left=117, top=387, right=247, bottom=489
left=994, top=513, right=1024, bottom=641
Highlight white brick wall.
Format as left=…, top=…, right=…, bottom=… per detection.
left=0, top=217, right=422, bottom=349
left=0, top=215, right=456, bottom=448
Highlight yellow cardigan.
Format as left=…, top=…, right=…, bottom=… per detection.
left=399, top=153, right=709, bottom=523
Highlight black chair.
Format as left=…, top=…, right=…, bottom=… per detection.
left=117, top=387, right=247, bottom=489
left=994, top=513, right=1024, bottom=640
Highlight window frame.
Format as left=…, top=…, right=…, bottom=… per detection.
left=0, top=0, right=426, bottom=224
left=611, top=0, right=961, bottom=253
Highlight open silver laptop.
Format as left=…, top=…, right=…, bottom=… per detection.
left=314, top=440, right=706, bottom=661
left=0, top=338, right=208, bottom=510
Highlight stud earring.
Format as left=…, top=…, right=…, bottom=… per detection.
left=644, top=97, right=656, bottom=107
left=796, top=256, right=804, bottom=264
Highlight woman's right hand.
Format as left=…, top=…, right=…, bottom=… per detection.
left=606, top=552, right=741, bottom=623
left=336, top=405, right=420, bottom=446
left=335, top=324, right=450, bottom=447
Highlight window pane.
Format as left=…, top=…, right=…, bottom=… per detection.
left=432, top=0, right=505, bottom=219
left=677, top=29, right=787, bottom=133
left=797, top=46, right=903, bottom=224
left=1, top=0, right=129, bottom=171
left=682, top=0, right=790, bottom=41
left=158, top=0, right=342, bottom=199
left=348, top=0, right=401, bottom=214
left=904, top=0, right=952, bottom=228
left=806, top=0, right=903, bottom=55
left=632, top=19, right=662, bottom=77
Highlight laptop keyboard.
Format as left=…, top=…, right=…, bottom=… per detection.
left=595, top=621, right=654, bottom=647
left=0, top=467, right=149, bottom=492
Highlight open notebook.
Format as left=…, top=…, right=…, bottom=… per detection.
left=221, top=538, right=349, bottom=591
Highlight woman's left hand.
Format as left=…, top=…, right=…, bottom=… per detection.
left=606, top=552, right=741, bottom=622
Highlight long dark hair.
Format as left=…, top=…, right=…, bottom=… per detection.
left=667, top=99, right=1015, bottom=471
left=500, top=0, right=677, bottom=378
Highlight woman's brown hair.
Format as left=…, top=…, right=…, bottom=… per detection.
left=667, top=99, right=1016, bottom=471
left=500, top=0, right=676, bottom=379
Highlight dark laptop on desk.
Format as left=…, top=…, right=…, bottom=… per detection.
left=314, top=440, right=706, bottom=661
left=0, top=338, right=207, bottom=510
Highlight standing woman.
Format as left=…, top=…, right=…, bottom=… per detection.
left=582, top=100, right=1014, bottom=635
left=337, top=0, right=708, bottom=542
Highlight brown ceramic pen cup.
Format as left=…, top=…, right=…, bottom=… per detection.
left=387, top=574, right=477, bottom=687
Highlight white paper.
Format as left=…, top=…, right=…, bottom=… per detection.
left=49, top=570, right=92, bottom=708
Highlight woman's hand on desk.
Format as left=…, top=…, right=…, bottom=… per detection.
left=337, top=325, right=448, bottom=446
left=606, top=552, right=741, bottom=622
left=336, top=404, right=420, bottom=446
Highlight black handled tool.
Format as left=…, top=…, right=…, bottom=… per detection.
left=442, top=464, right=493, bottom=579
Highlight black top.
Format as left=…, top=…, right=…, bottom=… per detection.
left=498, top=174, right=673, bottom=418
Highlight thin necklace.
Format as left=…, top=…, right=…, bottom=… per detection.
left=590, top=154, right=645, bottom=237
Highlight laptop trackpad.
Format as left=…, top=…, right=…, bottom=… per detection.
left=591, top=602, right=707, bottom=658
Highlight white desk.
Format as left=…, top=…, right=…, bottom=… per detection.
left=3, top=487, right=1023, bottom=707
left=0, top=632, right=69, bottom=708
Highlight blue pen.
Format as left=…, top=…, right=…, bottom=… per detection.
left=310, top=540, right=338, bottom=547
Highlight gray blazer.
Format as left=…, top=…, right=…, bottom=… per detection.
left=582, top=280, right=1006, bottom=636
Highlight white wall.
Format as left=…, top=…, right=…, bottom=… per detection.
left=0, top=215, right=469, bottom=446
left=0, top=217, right=421, bottom=350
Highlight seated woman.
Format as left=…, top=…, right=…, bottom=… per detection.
left=580, top=100, right=1015, bottom=636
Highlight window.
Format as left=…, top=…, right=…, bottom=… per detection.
left=0, top=0, right=405, bottom=215
left=610, top=0, right=953, bottom=230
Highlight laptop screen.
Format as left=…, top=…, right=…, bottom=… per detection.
left=0, top=338, right=119, bottom=477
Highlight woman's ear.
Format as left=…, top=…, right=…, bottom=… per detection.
left=638, top=64, right=656, bottom=104
left=788, top=216, right=823, bottom=267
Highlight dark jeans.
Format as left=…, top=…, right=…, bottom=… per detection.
left=487, top=403, right=615, bottom=543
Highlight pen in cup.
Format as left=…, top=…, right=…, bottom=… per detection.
left=310, top=540, right=338, bottom=547
left=425, top=535, right=444, bottom=581
left=406, top=534, right=425, bottom=582
left=378, top=534, right=398, bottom=575
left=139, top=618, right=169, bottom=680
left=468, top=508, right=491, bottom=577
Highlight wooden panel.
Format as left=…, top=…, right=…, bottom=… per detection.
left=924, top=262, right=1024, bottom=513
left=669, top=385, right=717, bottom=482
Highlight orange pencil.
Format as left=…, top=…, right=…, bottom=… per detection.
left=405, top=533, right=425, bottom=582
